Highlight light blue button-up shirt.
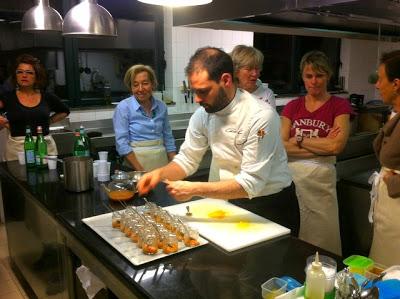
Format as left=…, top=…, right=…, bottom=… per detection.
left=113, top=96, right=176, bottom=156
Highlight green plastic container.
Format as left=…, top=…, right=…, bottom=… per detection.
left=343, top=255, right=374, bottom=275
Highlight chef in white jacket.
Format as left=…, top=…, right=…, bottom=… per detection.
left=138, top=47, right=298, bottom=230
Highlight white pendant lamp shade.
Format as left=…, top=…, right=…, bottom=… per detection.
left=22, top=0, right=63, bottom=32
left=62, top=0, right=117, bottom=37
left=138, top=0, right=212, bottom=7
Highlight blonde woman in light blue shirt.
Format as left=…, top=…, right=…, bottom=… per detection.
left=113, top=65, right=176, bottom=171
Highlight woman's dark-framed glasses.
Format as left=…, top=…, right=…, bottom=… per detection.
left=16, top=70, right=35, bottom=75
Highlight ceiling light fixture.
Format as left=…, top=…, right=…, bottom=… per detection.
left=62, top=0, right=117, bottom=37
left=138, top=0, right=212, bottom=7
left=21, top=0, right=63, bottom=32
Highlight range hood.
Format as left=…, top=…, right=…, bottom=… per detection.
left=173, top=0, right=400, bottom=39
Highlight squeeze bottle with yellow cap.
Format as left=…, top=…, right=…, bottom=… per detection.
left=305, top=252, right=326, bottom=299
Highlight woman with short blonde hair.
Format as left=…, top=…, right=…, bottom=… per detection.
left=230, top=45, right=275, bottom=108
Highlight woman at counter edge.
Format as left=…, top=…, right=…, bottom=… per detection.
left=113, top=64, right=176, bottom=171
left=0, top=54, right=70, bottom=161
left=280, top=50, right=352, bottom=256
left=369, top=50, right=400, bottom=267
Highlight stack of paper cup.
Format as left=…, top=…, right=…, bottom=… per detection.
left=47, top=155, right=58, bottom=170
left=97, top=160, right=110, bottom=182
left=98, top=151, right=108, bottom=161
left=17, top=151, right=25, bottom=165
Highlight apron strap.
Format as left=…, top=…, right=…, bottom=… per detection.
left=368, top=171, right=380, bottom=223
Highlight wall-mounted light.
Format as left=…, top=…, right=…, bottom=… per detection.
left=21, top=0, right=63, bottom=32
left=63, top=0, right=117, bottom=37
left=138, top=0, right=212, bottom=7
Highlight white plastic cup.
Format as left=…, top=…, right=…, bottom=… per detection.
left=97, top=160, right=109, bottom=175
left=97, top=173, right=110, bottom=182
left=17, top=151, right=25, bottom=165
left=93, top=160, right=99, bottom=178
left=98, top=151, right=108, bottom=161
left=47, top=156, right=57, bottom=170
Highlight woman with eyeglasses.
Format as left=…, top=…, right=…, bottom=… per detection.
left=113, top=64, right=176, bottom=171
left=230, top=45, right=276, bottom=108
left=0, top=54, right=70, bottom=161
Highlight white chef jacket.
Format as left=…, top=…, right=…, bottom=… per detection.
left=252, top=79, right=276, bottom=109
left=173, top=88, right=291, bottom=199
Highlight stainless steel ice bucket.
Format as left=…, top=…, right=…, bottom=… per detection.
left=62, top=156, right=93, bottom=192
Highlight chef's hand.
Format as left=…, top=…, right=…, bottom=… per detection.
left=137, top=170, right=161, bottom=196
left=164, top=179, right=195, bottom=201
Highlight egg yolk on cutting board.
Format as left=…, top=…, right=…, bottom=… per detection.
left=208, top=210, right=227, bottom=219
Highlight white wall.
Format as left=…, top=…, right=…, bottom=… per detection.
left=163, top=8, right=253, bottom=114
left=69, top=10, right=400, bottom=123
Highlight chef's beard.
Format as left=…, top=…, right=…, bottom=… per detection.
left=201, top=87, right=230, bottom=113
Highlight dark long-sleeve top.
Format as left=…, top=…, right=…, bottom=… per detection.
left=0, top=90, right=70, bottom=136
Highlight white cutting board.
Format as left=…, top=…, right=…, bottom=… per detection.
left=165, top=198, right=290, bottom=252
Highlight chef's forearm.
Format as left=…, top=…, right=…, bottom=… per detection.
left=283, top=140, right=317, bottom=158
left=192, top=180, right=248, bottom=200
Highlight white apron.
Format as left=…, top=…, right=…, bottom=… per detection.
left=288, top=156, right=342, bottom=255
left=369, top=168, right=400, bottom=266
left=130, top=139, right=168, bottom=171
left=5, top=134, right=58, bottom=161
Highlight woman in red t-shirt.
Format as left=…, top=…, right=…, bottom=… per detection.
left=280, top=51, right=352, bottom=255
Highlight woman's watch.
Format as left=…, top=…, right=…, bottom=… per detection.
left=296, top=135, right=304, bottom=148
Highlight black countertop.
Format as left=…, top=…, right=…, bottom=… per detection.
left=1, top=161, right=342, bottom=299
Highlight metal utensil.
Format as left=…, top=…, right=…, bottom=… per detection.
left=361, top=271, right=386, bottom=289
left=360, top=286, right=379, bottom=299
left=185, top=206, right=192, bottom=217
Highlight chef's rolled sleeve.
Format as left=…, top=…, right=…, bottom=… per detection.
left=235, top=109, right=290, bottom=198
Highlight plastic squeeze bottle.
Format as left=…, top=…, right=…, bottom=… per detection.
left=305, top=252, right=326, bottom=299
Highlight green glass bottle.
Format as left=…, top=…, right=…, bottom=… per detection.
left=35, top=126, right=48, bottom=168
left=73, top=129, right=86, bottom=157
left=24, top=126, right=36, bottom=168
left=79, top=125, right=90, bottom=157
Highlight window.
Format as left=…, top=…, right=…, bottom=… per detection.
left=254, top=33, right=342, bottom=95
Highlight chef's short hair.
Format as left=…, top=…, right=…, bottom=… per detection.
left=380, top=50, right=400, bottom=82
left=230, top=45, right=264, bottom=71
left=12, top=54, right=47, bottom=89
left=124, top=64, right=158, bottom=90
left=185, top=47, right=233, bottom=82
left=300, top=51, right=333, bottom=79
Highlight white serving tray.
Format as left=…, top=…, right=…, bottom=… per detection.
left=82, top=212, right=208, bottom=266
left=165, top=198, right=291, bottom=252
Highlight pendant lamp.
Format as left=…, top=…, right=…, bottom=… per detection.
left=138, top=0, right=212, bottom=7
left=63, top=0, right=117, bottom=37
left=21, top=0, right=63, bottom=32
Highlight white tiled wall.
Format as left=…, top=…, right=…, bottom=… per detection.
left=340, top=38, right=400, bottom=102
left=163, top=8, right=253, bottom=114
